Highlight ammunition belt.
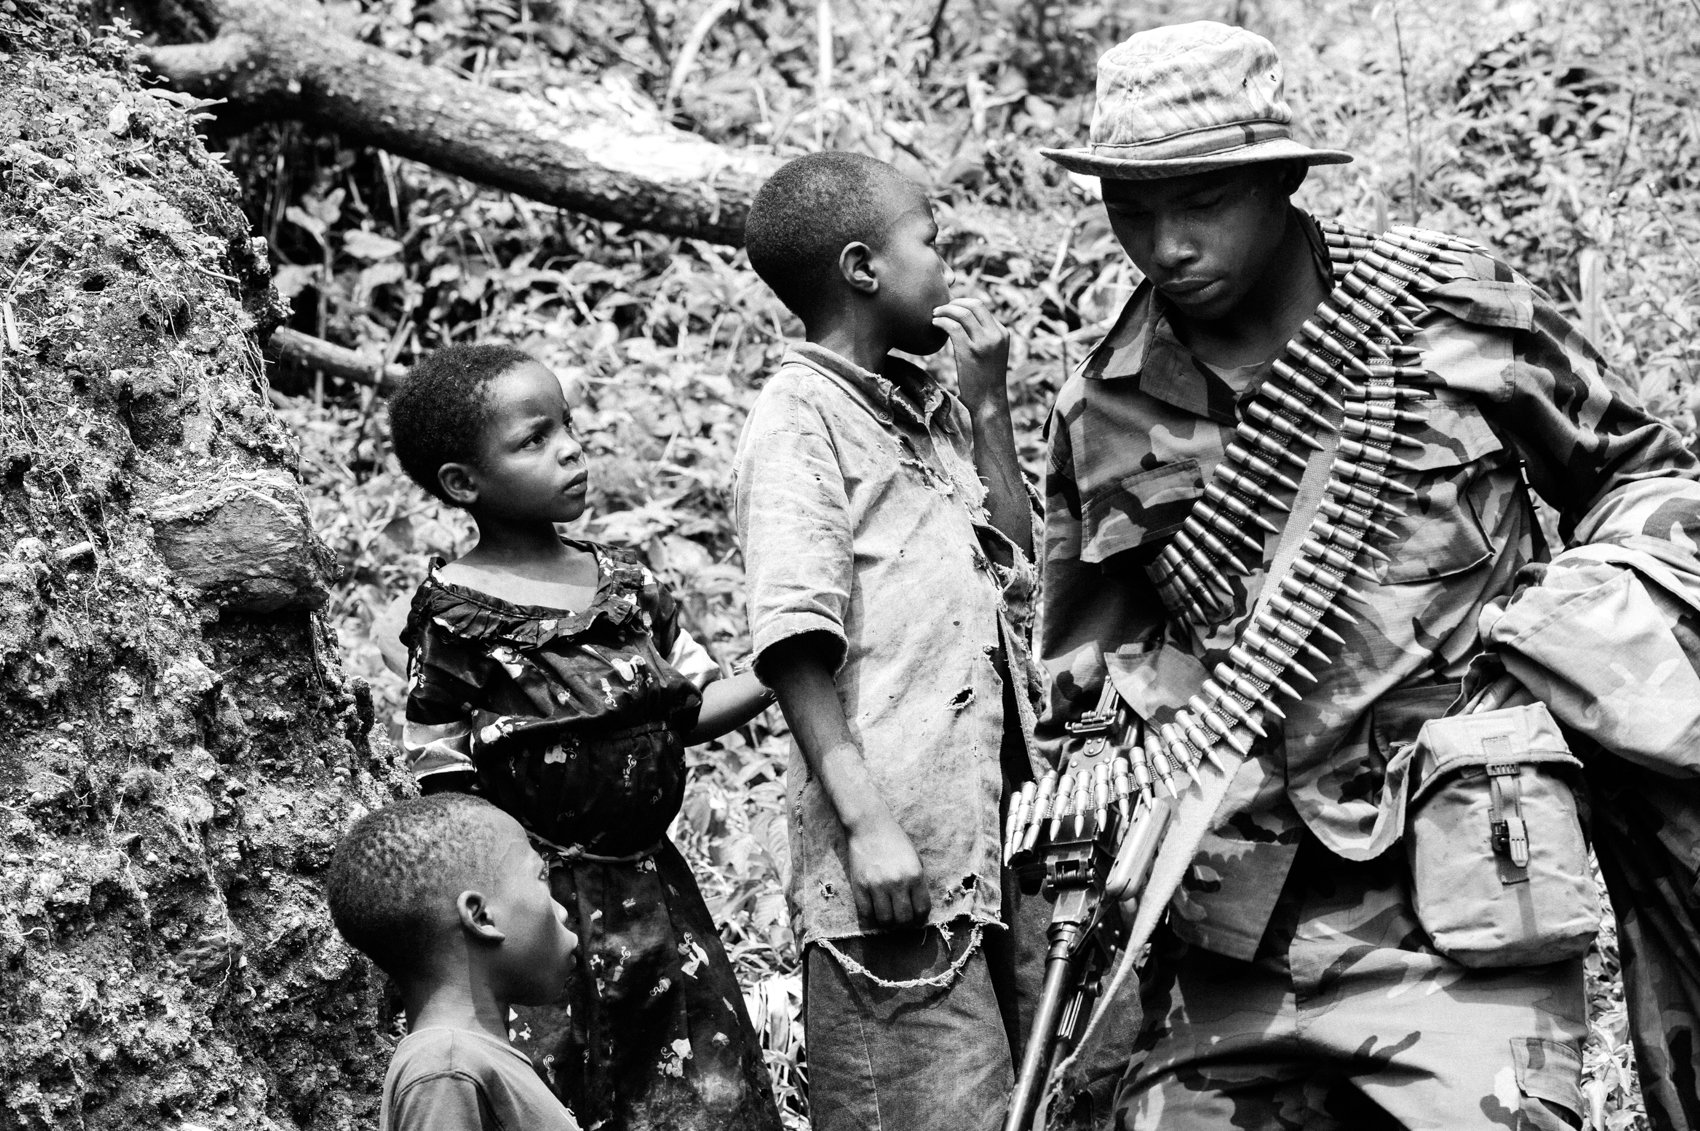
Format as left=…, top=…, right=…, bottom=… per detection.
left=1008, top=222, right=1480, bottom=847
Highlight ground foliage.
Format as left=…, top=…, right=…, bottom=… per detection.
left=222, top=0, right=1700, bottom=1125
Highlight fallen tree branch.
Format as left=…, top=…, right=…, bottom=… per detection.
left=264, top=326, right=404, bottom=396
left=138, top=0, right=778, bottom=245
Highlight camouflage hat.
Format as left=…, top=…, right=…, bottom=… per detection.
left=1041, top=22, right=1353, bottom=180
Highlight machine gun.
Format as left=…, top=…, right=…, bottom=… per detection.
left=1001, top=689, right=1174, bottom=1131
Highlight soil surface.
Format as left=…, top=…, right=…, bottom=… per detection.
left=0, top=6, right=404, bottom=1127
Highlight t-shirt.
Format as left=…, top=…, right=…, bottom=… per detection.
left=732, top=342, right=1049, bottom=944
left=380, top=1027, right=580, bottom=1131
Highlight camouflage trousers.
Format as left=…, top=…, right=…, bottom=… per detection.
left=1115, top=840, right=1587, bottom=1130
left=1591, top=758, right=1700, bottom=1131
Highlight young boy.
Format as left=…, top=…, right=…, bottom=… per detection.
left=327, top=793, right=581, bottom=1131
left=733, top=152, right=1051, bottom=1131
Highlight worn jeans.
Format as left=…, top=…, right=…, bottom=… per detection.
left=803, top=869, right=1043, bottom=1131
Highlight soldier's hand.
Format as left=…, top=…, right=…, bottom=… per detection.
left=845, top=812, right=932, bottom=927
left=933, top=297, right=1011, bottom=410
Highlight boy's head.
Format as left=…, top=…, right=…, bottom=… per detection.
left=387, top=343, right=536, bottom=507
left=1041, top=23, right=1352, bottom=323
left=327, top=794, right=576, bottom=1006
left=746, top=152, right=950, bottom=353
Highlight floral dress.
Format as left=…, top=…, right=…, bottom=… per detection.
left=402, top=539, right=782, bottom=1131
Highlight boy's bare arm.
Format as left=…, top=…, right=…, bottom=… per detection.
left=683, top=670, right=774, bottom=744
left=762, top=633, right=932, bottom=927
left=934, top=297, right=1033, bottom=563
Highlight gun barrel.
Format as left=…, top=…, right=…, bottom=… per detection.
left=1003, top=926, right=1084, bottom=1131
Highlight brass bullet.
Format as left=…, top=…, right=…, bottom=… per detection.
left=1339, top=438, right=1423, bottom=474
left=1161, top=541, right=1215, bottom=605
left=1373, top=238, right=1445, bottom=273
left=1228, top=644, right=1302, bottom=701
left=1343, top=398, right=1424, bottom=426
left=1244, top=400, right=1324, bottom=452
left=1210, top=466, right=1285, bottom=517
left=1318, top=521, right=1392, bottom=565
left=1340, top=271, right=1402, bottom=314
left=1214, top=663, right=1286, bottom=719
left=1362, top=365, right=1432, bottom=386
left=1021, top=771, right=1057, bottom=851
left=1408, top=228, right=1478, bottom=256
left=1200, top=507, right=1265, bottom=555
left=1266, top=591, right=1346, bottom=644
left=1128, top=744, right=1154, bottom=798
left=1272, top=358, right=1350, bottom=411
left=1146, top=730, right=1178, bottom=795
left=1342, top=273, right=1421, bottom=333
left=1234, top=420, right=1310, bottom=471
left=1207, top=475, right=1288, bottom=525
left=1255, top=610, right=1332, bottom=666
left=1323, top=469, right=1385, bottom=502
left=1314, top=301, right=1391, bottom=357
left=1189, top=694, right=1253, bottom=756
left=1047, top=769, right=1076, bottom=841
left=1178, top=714, right=1217, bottom=766
left=1243, top=629, right=1317, bottom=685
left=1334, top=290, right=1399, bottom=336
left=1111, top=756, right=1134, bottom=819
left=1070, top=770, right=1095, bottom=838
left=1161, top=722, right=1203, bottom=774
left=1317, top=497, right=1399, bottom=542
left=1335, top=460, right=1420, bottom=498
left=1299, top=540, right=1381, bottom=585
left=1259, top=384, right=1335, bottom=433
left=1225, top=443, right=1303, bottom=493
left=1193, top=555, right=1241, bottom=602
left=1201, top=678, right=1268, bottom=738
left=1322, top=228, right=1372, bottom=250
left=1293, top=335, right=1373, bottom=381
left=1092, top=761, right=1113, bottom=831
left=1362, top=249, right=1428, bottom=288
left=1342, top=416, right=1423, bottom=449
left=1182, top=514, right=1248, bottom=570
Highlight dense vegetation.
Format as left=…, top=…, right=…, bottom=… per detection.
left=223, top=0, right=1697, bottom=1125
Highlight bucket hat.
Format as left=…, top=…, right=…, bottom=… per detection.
left=1041, top=22, right=1353, bottom=180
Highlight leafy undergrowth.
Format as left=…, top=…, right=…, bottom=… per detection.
left=253, top=0, right=1699, bottom=1125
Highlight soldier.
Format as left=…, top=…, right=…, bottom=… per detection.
left=1036, top=21, right=1700, bottom=1131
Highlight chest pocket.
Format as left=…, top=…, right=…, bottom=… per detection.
left=1081, top=459, right=1204, bottom=565
left=1381, top=393, right=1506, bottom=584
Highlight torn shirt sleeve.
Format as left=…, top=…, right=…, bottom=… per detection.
left=733, top=391, right=856, bottom=677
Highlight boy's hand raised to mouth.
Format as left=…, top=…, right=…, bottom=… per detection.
left=933, top=297, right=1011, bottom=410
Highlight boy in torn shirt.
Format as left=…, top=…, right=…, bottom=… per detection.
left=732, top=151, right=1051, bottom=1131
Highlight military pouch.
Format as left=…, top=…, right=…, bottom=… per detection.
left=1405, top=702, right=1600, bottom=968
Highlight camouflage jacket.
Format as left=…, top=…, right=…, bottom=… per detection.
left=1038, top=212, right=1700, bottom=960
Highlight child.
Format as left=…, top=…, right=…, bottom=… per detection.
left=326, top=793, right=582, bottom=1131
left=733, top=152, right=1053, bottom=1131
left=386, top=344, right=783, bottom=1131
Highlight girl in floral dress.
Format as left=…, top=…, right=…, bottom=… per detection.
left=388, top=344, right=783, bottom=1131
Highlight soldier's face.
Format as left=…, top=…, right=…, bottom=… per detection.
left=1101, top=166, right=1293, bottom=325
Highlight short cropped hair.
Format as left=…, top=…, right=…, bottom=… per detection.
left=388, top=344, right=534, bottom=505
left=326, top=793, right=513, bottom=980
left=745, top=152, right=916, bottom=326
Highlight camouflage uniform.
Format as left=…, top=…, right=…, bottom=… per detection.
left=1037, top=211, right=1700, bottom=1128
left=1479, top=542, right=1700, bottom=1131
